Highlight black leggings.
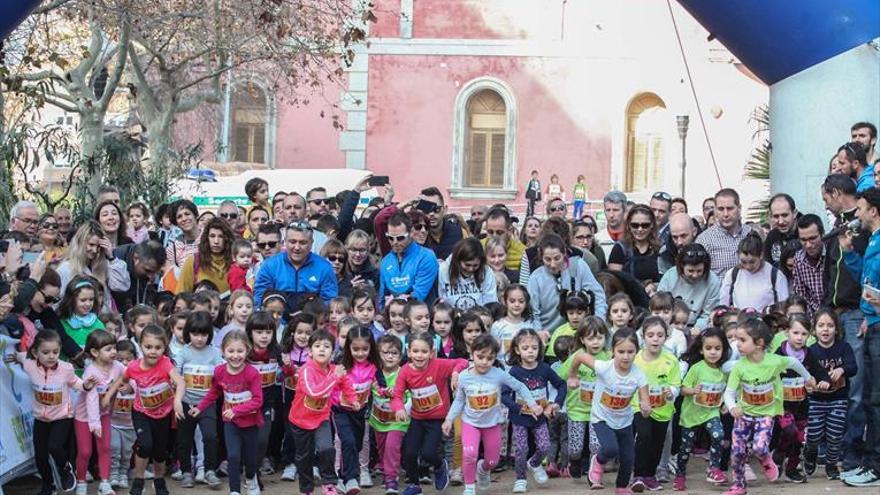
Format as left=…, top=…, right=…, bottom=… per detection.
left=291, top=420, right=337, bottom=494
left=132, top=411, right=172, bottom=463
left=402, top=419, right=444, bottom=485
left=225, top=422, right=259, bottom=494
left=33, top=418, right=74, bottom=491
left=177, top=402, right=218, bottom=473
left=634, top=415, right=669, bottom=477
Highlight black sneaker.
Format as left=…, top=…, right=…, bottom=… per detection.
left=785, top=467, right=807, bottom=483
left=569, top=459, right=582, bottom=479
left=130, top=478, right=145, bottom=495
left=153, top=477, right=170, bottom=495
left=772, top=450, right=785, bottom=469
left=826, top=464, right=840, bottom=480
left=60, top=462, right=77, bottom=492
left=803, top=447, right=818, bottom=476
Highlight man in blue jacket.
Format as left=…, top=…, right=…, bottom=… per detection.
left=840, top=186, right=880, bottom=487
left=379, top=211, right=438, bottom=308
left=254, top=220, right=338, bottom=316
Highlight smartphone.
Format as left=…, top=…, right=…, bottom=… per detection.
left=416, top=199, right=439, bottom=214
left=368, top=175, right=390, bottom=187
left=22, top=252, right=39, bottom=264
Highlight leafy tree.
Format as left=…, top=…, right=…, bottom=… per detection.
left=744, top=104, right=770, bottom=222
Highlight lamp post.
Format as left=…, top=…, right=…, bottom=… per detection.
left=677, top=115, right=690, bottom=197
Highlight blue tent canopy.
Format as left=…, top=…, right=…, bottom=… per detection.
left=0, top=1, right=40, bottom=40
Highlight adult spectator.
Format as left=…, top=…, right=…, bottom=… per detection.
left=253, top=222, right=282, bottom=277
left=245, top=206, right=270, bottom=241
left=420, top=187, right=466, bottom=260
left=112, top=240, right=166, bottom=312
left=790, top=214, right=825, bottom=314
left=527, top=233, right=606, bottom=333
left=336, top=176, right=389, bottom=243
left=166, top=199, right=201, bottom=269
left=94, top=200, right=132, bottom=248
left=467, top=205, right=488, bottom=234
left=650, top=191, right=672, bottom=242
left=571, top=221, right=606, bottom=273
left=839, top=186, right=880, bottom=486
left=345, top=229, right=379, bottom=290
left=438, top=238, right=497, bottom=311
left=320, top=239, right=353, bottom=297
left=546, top=197, right=567, bottom=219
left=607, top=204, right=662, bottom=294
left=519, top=216, right=541, bottom=249
left=36, top=214, right=66, bottom=263
left=198, top=211, right=215, bottom=230
left=254, top=220, right=338, bottom=314
left=658, top=213, right=698, bottom=273
left=696, top=188, right=752, bottom=275
left=175, top=218, right=235, bottom=294
left=272, top=191, right=288, bottom=218
left=9, top=200, right=39, bottom=237
left=702, top=197, right=715, bottom=220
left=837, top=142, right=873, bottom=192
left=378, top=212, right=438, bottom=306
left=764, top=193, right=801, bottom=265
left=599, top=190, right=627, bottom=243
left=520, top=217, right=589, bottom=285
left=0, top=281, right=18, bottom=338
left=281, top=193, right=306, bottom=222
left=852, top=121, right=878, bottom=165
left=217, top=200, right=243, bottom=235
left=657, top=243, right=720, bottom=331
left=12, top=268, right=76, bottom=355
left=481, top=207, right=525, bottom=284
left=306, top=187, right=331, bottom=216
left=96, top=185, right=120, bottom=206
left=575, top=216, right=607, bottom=270
left=670, top=198, right=687, bottom=215
left=56, top=221, right=130, bottom=312
left=408, top=209, right=430, bottom=247
left=54, top=207, right=73, bottom=239
left=719, top=232, right=788, bottom=312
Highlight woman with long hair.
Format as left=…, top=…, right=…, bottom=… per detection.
left=438, top=237, right=497, bottom=310
left=94, top=200, right=133, bottom=247
left=607, top=204, right=663, bottom=294
left=175, top=217, right=235, bottom=294
left=321, top=238, right=353, bottom=297
left=56, top=221, right=130, bottom=312
left=165, top=199, right=201, bottom=269
left=37, top=213, right=66, bottom=263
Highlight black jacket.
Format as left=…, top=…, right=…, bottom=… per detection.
left=111, top=244, right=155, bottom=313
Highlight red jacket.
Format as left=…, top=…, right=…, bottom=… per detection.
left=289, top=360, right=356, bottom=430
left=391, top=358, right=468, bottom=420
left=227, top=264, right=252, bottom=293
left=196, top=364, right=264, bottom=428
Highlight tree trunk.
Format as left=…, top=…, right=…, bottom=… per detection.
left=79, top=112, right=105, bottom=196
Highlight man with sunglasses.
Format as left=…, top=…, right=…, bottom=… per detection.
left=378, top=211, right=438, bottom=308
left=306, top=186, right=331, bottom=216
left=837, top=141, right=874, bottom=193
left=419, top=187, right=465, bottom=260
left=217, top=200, right=243, bottom=235
left=9, top=200, right=39, bottom=238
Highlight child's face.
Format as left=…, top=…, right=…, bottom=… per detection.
left=256, top=185, right=269, bottom=203
left=407, top=306, right=431, bottom=333
left=310, top=339, right=333, bottom=364
left=75, top=289, right=96, bottom=316
left=172, top=319, right=185, bottom=342
left=314, top=312, right=328, bottom=331
left=611, top=339, right=637, bottom=367
left=582, top=333, right=606, bottom=354
left=265, top=300, right=284, bottom=325
left=407, top=340, right=432, bottom=369
left=350, top=337, right=371, bottom=363
left=251, top=328, right=273, bottom=349
left=223, top=340, right=249, bottom=369
left=505, top=290, right=526, bottom=317
left=487, top=246, right=506, bottom=272
left=462, top=322, right=483, bottom=348
left=566, top=308, right=586, bottom=328
left=379, top=342, right=401, bottom=369
left=35, top=340, right=61, bottom=367
left=105, top=322, right=121, bottom=337
left=189, top=332, right=209, bottom=349
left=91, top=343, right=117, bottom=363
left=814, top=314, right=837, bottom=345
left=128, top=209, right=145, bottom=229
left=235, top=248, right=253, bottom=269
left=329, top=304, right=348, bottom=326
left=642, top=324, right=667, bottom=353
left=702, top=336, right=724, bottom=364
left=208, top=299, right=220, bottom=321
left=116, top=349, right=134, bottom=366
left=609, top=302, right=632, bottom=328
left=787, top=323, right=810, bottom=350
left=672, top=310, right=689, bottom=328
left=293, top=323, right=313, bottom=348
left=140, top=335, right=166, bottom=365
left=651, top=308, right=673, bottom=324
left=353, top=298, right=375, bottom=325
left=734, top=326, right=759, bottom=356
left=515, top=335, right=540, bottom=364
left=432, top=310, right=453, bottom=337
left=472, top=347, right=496, bottom=374
left=177, top=300, right=194, bottom=313
left=131, top=315, right=153, bottom=340
left=337, top=324, right=352, bottom=347
left=231, top=297, right=254, bottom=324
left=388, top=304, right=406, bottom=332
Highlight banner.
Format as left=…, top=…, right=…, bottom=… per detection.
left=0, top=336, right=35, bottom=486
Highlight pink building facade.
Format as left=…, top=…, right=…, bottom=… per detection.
left=218, top=0, right=768, bottom=214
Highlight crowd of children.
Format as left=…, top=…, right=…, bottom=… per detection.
left=9, top=281, right=862, bottom=495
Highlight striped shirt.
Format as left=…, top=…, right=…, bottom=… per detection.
left=791, top=248, right=825, bottom=314
left=696, top=223, right=752, bottom=275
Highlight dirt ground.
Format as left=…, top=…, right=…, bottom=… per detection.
left=5, top=457, right=877, bottom=495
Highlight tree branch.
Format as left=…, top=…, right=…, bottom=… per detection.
left=96, top=17, right=130, bottom=112
left=43, top=95, right=79, bottom=113
left=126, top=45, right=159, bottom=115
left=34, top=0, right=75, bottom=16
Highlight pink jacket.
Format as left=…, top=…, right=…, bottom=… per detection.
left=331, top=361, right=377, bottom=410
left=21, top=356, right=84, bottom=422
left=75, top=361, right=124, bottom=430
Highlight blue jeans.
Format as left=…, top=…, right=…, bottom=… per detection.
left=841, top=310, right=866, bottom=466
left=224, top=423, right=258, bottom=494
left=573, top=200, right=585, bottom=220
left=864, top=325, right=880, bottom=470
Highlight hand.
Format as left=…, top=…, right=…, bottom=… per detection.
left=223, top=408, right=236, bottom=420
left=567, top=377, right=579, bottom=390
left=29, top=256, right=47, bottom=281
left=693, top=384, right=703, bottom=395
left=639, top=402, right=652, bottom=418
left=84, top=376, right=99, bottom=390
left=730, top=406, right=744, bottom=419
left=839, top=230, right=854, bottom=252
left=441, top=420, right=453, bottom=436
left=450, top=372, right=460, bottom=391
left=395, top=410, right=408, bottom=422
left=859, top=319, right=868, bottom=338
left=528, top=403, right=543, bottom=418
left=806, top=377, right=817, bottom=390
left=664, top=387, right=674, bottom=400
left=350, top=275, right=366, bottom=289
left=174, top=399, right=185, bottom=420
left=98, top=237, right=114, bottom=259
left=864, top=289, right=880, bottom=309
left=335, top=365, right=346, bottom=378
left=829, top=368, right=844, bottom=383
left=91, top=426, right=102, bottom=438
left=3, top=240, right=22, bottom=274
left=281, top=354, right=291, bottom=367
left=355, top=175, right=373, bottom=193
left=817, top=380, right=831, bottom=391
left=543, top=403, right=558, bottom=419
left=189, top=406, right=201, bottom=417
left=536, top=330, right=550, bottom=344
left=100, top=395, right=112, bottom=410
left=383, top=184, right=395, bottom=203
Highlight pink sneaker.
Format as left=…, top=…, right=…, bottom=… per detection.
left=615, top=488, right=634, bottom=495
left=630, top=477, right=646, bottom=493
left=588, top=455, right=605, bottom=488
left=722, top=485, right=747, bottom=495
left=673, top=475, right=686, bottom=491
left=706, top=468, right=728, bottom=485
left=322, top=484, right=338, bottom=495
left=758, top=455, right=779, bottom=482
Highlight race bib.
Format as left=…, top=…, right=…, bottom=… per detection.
left=411, top=384, right=442, bottom=413
left=501, top=337, right=513, bottom=355
left=694, top=382, right=725, bottom=408
left=182, top=364, right=214, bottom=391
left=517, top=388, right=548, bottom=408
left=371, top=398, right=397, bottom=424
left=223, top=390, right=252, bottom=411
left=466, top=391, right=498, bottom=411
left=113, top=392, right=134, bottom=413
left=341, top=381, right=372, bottom=409
left=599, top=388, right=632, bottom=410
left=303, top=394, right=328, bottom=411
left=648, top=385, right=666, bottom=408
left=829, top=373, right=845, bottom=392
left=782, top=377, right=807, bottom=402
left=741, top=381, right=774, bottom=406
left=95, top=384, right=108, bottom=404
left=253, top=362, right=280, bottom=388
left=579, top=381, right=595, bottom=404
left=284, top=374, right=297, bottom=391
left=140, top=382, right=173, bottom=409
left=33, top=383, right=63, bottom=406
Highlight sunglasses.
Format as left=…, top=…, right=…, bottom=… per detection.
left=413, top=224, right=428, bottom=231
left=309, top=198, right=330, bottom=205
left=287, top=220, right=313, bottom=232
left=327, top=255, right=346, bottom=263
left=549, top=205, right=566, bottom=213
left=39, top=289, right=59, bottom=304
left=256, top=241, right=279, bottom=249
left=41, top=223, right=58, bottom=230
left=630, top=222, right=652, bottom=230
left=385, top=233, right=409, bottom=242
left=220, top=212, right=239, bottom=219
left=652, top=191, right=672, bottom=202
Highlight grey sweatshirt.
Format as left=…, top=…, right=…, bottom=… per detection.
left=527, top=256, right=607, bottom=332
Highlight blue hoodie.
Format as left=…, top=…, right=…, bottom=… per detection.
left=254, top=252, right=338, bottom=309
left=378, top=241, right=439, bottom=306
left=843, top=228, right=880, bottom=325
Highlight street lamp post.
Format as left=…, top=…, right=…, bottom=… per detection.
left=677, top=115, right=690, bottom=197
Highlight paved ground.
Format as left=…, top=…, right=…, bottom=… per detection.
left=6, top=457, right=877, bottom=495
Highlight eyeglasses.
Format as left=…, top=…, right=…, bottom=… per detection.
left=629, top=222, right=652, bottom=230
left=220, top=212, right=239, bottom=219
left=16, top=217, right=38, bottom=225
left=287, top=220, right=313, bottom=232
left=549, top=205, right=566, bottom=213
left=41, top=222, right=58, bottom=230
left=327, top=255, right=346, bottom=263
left=652, top=191, right=673, bottom=202
left=413, top=223, right=428, bottom=231
left=309, top=198, right=330, bottom=206
left=385, top=233, right=409, bottom=242
left=256, top=241, right=279, bottom=249
left=39, top=289, right=59, bottom=304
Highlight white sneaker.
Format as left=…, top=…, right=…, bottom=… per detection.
left=98, top=480, right=116, bottom=495
left=259, top=458, right=275, bottom=476
left=195, top=466, right=206, bottom=484
left=512, top=479, right=527, bottom=493
left=117, top=475, right=129, bottom=489
left=360, top=470, right=374, bottom=488
left=450, top=467, right=463, bottom=486
left=476, top=461, right=491, bottom=493
left=108, top=475, right=120, bottom=488
left=344, top=478, right=361, bottom=495
left=528, top=462, right=548, bottom=485
left=744, top=463, right=757, bottom=481
left=463, top=484, right=476, bottom=495
left=75, top=481, right=88, bottom=495
left=144, top=469, right=155, bottom=480
left=170, top=468, right=184, bottom=481
left=281, top=463, right=298, bottom=481
left=246, top=476, right=261, bottom=495
left=86, top=472, right=94, bottom=483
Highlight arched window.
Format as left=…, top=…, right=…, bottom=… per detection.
left=625, top=93, right=667, bottom=192
left=231, top=84, right=268, bottom=164
left=465, top=89, right=506, bottom=188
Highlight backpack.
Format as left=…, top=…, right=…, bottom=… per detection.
left=729, top=265, right=779, bottom=306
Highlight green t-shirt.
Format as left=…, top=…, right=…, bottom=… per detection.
left=546, top=322, right=576, bottom=358
left=727, top=353, right=791, bottom=417
left=556, top=349, right=610, bottom=422
left=369, top=369, right=410, bottom=432
left=769, top=332, right=816, bottom=353
left=679, top=361, right=727, bottom=428
left=573, top=183, right=587, bottom=201
left=631, top=350, right=681, bottom=422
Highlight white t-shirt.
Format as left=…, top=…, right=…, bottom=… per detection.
left=719, top=263, right=790, bottom=312
left=590, top=360, right=648, bottom=429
